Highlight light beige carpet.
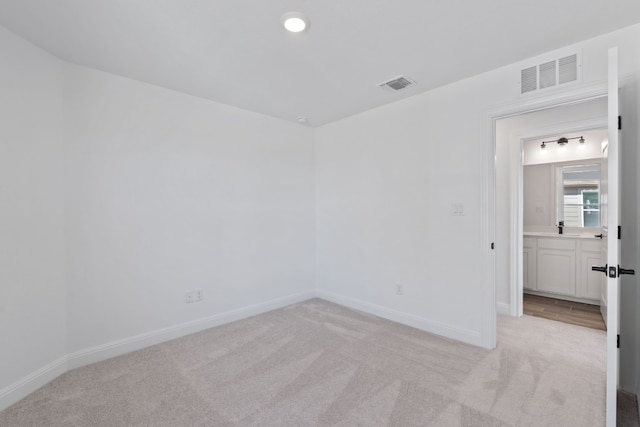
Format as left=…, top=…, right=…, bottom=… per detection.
left=0, top=298, right=606, bottom=426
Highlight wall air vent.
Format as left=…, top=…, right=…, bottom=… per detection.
left=519, top=53, right=580, bottom=95
left=559, top=54, right=578, bottom=84
left=539, top=60, right=557, bottom=89
left=377, top=76, right=417, bottom=91
left=521, top=66, right=537, bottom=94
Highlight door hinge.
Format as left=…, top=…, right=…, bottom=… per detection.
left=618, top=225, right=622, bottom=240
left=618, top=115, right=622, bottom=130
left=491, top=242, right=495, bottom=250
left=617, top=334, right=620, bottom=348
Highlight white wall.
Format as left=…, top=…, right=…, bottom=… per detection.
left=316, top=25, right=640, bottom=353
left=0, top=24, right=316, bottom=409
left=523, top=164, right=554, bottom=226
left=0, top=26, right=68, bottom=401
left=315, top=64, right=511, bottom=346
left=63, top=66, right=316, bottom=354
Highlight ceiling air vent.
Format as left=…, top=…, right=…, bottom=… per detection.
left=519, top=53, right=580, bottom=95
left=378, top=76, right=416, bottom=91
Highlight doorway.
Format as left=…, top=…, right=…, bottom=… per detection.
left=493, top=96, right=608, bottom=319
left=519, top=126, right=608, bottom=331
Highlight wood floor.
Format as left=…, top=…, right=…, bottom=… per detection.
left=523, top=293, right=606, bottom=331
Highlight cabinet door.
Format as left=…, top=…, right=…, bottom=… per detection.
left=536, top=249, right=576, bottom=296
left=523, top=247, right=535, bottom=290
left=579, top=252, right=604, bottom=300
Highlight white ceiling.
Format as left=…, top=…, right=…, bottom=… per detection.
left=1, top=1, right=640, bottom=126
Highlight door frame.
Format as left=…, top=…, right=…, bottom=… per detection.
left=482, top=80, right=608, bottom=349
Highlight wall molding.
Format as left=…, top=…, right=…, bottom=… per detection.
left=316, top=290, right=484, bottom=348
left=496, top=302, right=511, bottom=315
left=66, top=290, right=316, bottom=370
left=0, top=356, right=68, bottom=412
left=0, top=290, right=315, bottom=412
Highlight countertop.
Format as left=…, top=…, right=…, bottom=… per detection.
left=523, top=231, right=602, bottom=239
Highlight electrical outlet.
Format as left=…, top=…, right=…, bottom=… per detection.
left=396, top=284, right=404, bottom=295
left=185, top=290, right=195, bottom=303
left=195, top=288, right=204, bottom=302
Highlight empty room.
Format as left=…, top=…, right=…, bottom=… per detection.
left=2, top=1, right=640, bottom=426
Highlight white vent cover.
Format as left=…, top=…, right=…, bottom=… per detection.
left=520, top=53, right=579, bottom=94
left=559, top=54, right=578, bottom=84
left=539, top=60, right=556, bottom=89
left=521, top=66, right=537, bottom=94
left=378, top=76, right=416, bottom=91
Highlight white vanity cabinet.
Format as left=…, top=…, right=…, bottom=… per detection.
left=523, top=237, right=536, bottom=291
left=523, top=235, right=604, bottom=303
left=578, top=239, right=605, bottom=300
left=536, top=238, right=576, bottom=296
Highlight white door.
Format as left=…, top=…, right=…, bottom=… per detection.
left=599, top=136, right=609, bottom=325
left=603, top=46, right=621, bottom=427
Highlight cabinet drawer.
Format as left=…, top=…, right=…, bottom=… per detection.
left=580, top=240, right=603, bottom=252
left=537, top=238, right=576, bottom=250
left=523, top=237, right=535, bottom=249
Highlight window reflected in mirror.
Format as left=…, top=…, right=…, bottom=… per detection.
left=558, top=165, right=600, bottom=228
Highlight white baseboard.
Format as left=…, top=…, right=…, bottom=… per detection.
left=0, top=291, right=315, bottom=412
left=67, top=291, right=315, bottom=370
left=0, top=356, right=67, bottom=412
left=316, top=290, right=483, bottom=347
left=496, top=301, right=511, bottom=315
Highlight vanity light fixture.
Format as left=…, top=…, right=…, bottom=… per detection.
left=282, top=12, right=310, bottom=33
left=540, top=136, right=585, bottom=149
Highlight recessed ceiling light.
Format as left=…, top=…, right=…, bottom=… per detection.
left=282, top=12, right=310, bottom=33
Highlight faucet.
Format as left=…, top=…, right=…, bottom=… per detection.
left=558, top=221, right=564, bottom=235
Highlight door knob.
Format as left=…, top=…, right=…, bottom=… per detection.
left=592, top=265, right=607, bottom=275
left=618, top=265, right=636, bottom=276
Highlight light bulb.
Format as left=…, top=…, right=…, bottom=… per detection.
left=282, top=12, right=309, bottom=33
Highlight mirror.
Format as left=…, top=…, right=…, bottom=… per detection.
left=556, top=164, right=601, bottom=228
